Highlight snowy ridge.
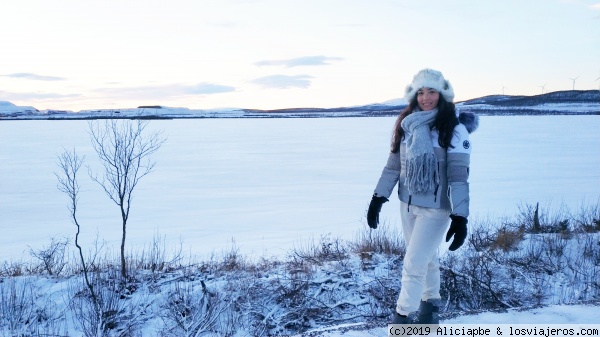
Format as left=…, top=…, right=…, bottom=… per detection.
left=1, top=90, right=598, bottom=119
left=0, top=100, right=39, bottom=115
left=456, top=90, right=600, bottom=115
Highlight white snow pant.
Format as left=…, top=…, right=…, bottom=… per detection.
left=396, top=202, right=450, bottom=315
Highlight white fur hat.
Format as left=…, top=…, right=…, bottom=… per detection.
left=404, top=68, right=454, bottom=103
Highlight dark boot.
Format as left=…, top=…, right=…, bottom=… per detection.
left=392, top=312, right=412, bottom=324
left=416, top=300, right=439, bottom=324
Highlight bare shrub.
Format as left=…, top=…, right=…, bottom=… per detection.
left=159, top=280, right=234, bottom=337
left=561, top=257, right=599, bottom=303
left=0, top=277, right=67, bottom=336
left=219, top=240, right=247, bottom=272
left=350, top=221, right=405, bottom=257
left=130, top=232, right=183, bottom=276
left=468, top=219, right=499, bottom=252
left=289, top=233, right=348, bottom=266
left=252, top=256, right=282, bottom=277
left=542, top=234, right=569, bottom=260
left=507, top=234, right=568, bottom=280
left=571, top=199, right=600, bottom=233
left=69, top=277, right=115, bottom=337
left=568, top=234, right=600, bottom=301
left=490, top=225, right=525, bottom=252
left=510, top=236, right=549, bottom=274
left=68, top=268, right=146, bottom=337
left=29, top=236, right=69, bottom=276
left=517, top=201, right=572, bottom=234
left=441, top=219, right=532, bottom=311
left=504, top=237, right=559, bottom=305
left=362, top=258, right=403, bottom=319
left=580, top=234, right=600, bottom=263
left=0, top=261, right=26, bottom=277
left=441, top=249, right=515, bottom=311
left=0, top=277, right=37, bottom=335
left=236, top=266, right=366, bottom=337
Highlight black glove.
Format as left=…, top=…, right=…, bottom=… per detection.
left=367, top=195, right=388, bottom=229
left=446, top=215, right=468, bottom=251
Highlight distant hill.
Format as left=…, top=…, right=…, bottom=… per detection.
left=242, top=102, right=403, bottom=117
left=1, top=90, right=598, bottom=119
left=460, top=90, right=598, bottom=106
left=455, top=90, right=599, bottom=115
left=242, top=90, right=599, bottom=117
left=0, top=101, right=39, bottom=116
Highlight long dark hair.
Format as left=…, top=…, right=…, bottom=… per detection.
left=391, top=95, right=458, bottom=153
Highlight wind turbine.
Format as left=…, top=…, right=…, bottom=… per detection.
left=538, top=83, right=547, bottom=94
left=569, top=76, right=580, bottom=90
left=501, top=84, right=507, bottom=95
left=594, top=77, right=600, bottom=104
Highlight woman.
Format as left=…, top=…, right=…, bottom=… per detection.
left=367, top=68, right=479, bottom=324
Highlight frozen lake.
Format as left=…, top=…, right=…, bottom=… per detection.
left=1, top=115, right=599, bottom=261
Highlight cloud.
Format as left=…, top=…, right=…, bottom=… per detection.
left=0, top=90, right=80, bottom=101
left=95, top=83, right=236, bottom=99
left=336, top=23, right=368, bottom=28
left=591, top=3, right=600, bottom=9
left=255, top=55, right=343, bottom=68
left=184, top=83, right=237, bottom=95
left=250, top=75, right=313, bottom=89
left=1, top=73, right=66, bottom=81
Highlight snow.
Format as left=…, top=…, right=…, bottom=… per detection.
left=1, top=116, right=598, bottom=262
left=294, top=305, right=600, bottom=336
left=445, top=304, right=598, bottom=324
left=1, top=115, right=599, bottom=335
left=455, top=102, right=599, bottom=113
left=380, top=98, right=408, bottom=106
left=0, top=100, right=38, bottom=114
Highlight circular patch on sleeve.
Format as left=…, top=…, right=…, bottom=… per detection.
left=463, top=140, right=470, bottom=149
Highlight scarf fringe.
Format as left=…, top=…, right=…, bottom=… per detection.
left=406, top=153, right=439, bottom=195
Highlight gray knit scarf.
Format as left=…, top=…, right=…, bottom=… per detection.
left=401, top=108, right=439, bottom=195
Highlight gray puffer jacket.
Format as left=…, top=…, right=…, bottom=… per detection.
left=373, top=111, right=479, bottom=218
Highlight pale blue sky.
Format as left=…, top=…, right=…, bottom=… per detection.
left=1, top=0, right=599, bottom=111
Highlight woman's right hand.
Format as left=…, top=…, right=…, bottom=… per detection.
left=367, top=195, right=388, bottom=229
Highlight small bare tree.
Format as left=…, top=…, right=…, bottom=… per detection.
left=56, top=149, right=105, bottom=335
left=56, top=149, right=96, bottom=298
left=88, top=119, right=165, bottom=279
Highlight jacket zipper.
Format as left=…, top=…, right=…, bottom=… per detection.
left=434, top=162, right=440, bottom=202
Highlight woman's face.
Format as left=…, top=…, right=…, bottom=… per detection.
left=417, top=87, right=440, bottom=111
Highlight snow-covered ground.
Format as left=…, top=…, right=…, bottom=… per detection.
left=294, top=304, right=600, bottom=336
left=0, top=115, right=599, bottom=336
left=456, top=102, right=599, bottom=114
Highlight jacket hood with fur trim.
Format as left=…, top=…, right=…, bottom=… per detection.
left=458, top=111, right=479, bottom=134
